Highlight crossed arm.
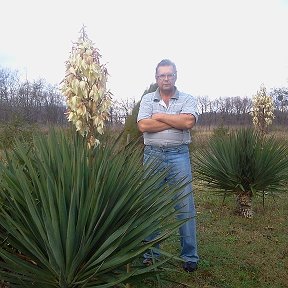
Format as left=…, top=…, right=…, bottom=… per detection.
left=138, top=113, right=196, bottom=133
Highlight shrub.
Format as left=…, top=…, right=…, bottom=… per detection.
left=0, top=129, right=187, bottom=287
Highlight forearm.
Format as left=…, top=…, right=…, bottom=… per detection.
left=138, top=118, right=172, bottom=133
left=152, top=113, right=196, bottom=130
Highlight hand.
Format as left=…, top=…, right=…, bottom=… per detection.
left=151, top=113, right=166, bottom=121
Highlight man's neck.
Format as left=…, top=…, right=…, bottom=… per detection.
left=160, top=87, right=175, bottom=98
left=160, top=88, right=175, bottom=106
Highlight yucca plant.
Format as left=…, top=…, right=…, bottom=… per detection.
left=0, top=130, right=187, bottom=287
left=193, top=128, right=288, bottom=218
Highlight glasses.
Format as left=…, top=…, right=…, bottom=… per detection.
left=156, top=73, right=176, bottom=80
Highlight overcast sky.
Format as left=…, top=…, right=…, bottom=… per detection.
left=1, top=0, right=288, bottom=102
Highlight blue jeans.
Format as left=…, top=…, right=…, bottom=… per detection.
left=143, top=144, right=199, bottom=263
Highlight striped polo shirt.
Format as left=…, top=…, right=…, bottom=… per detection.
left=137, top=87, right=198, bottom=147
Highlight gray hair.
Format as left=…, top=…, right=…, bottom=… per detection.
left=155, top=59, right=177, bottom=75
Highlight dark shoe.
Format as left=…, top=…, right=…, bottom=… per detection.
left=143, top=258, right=153, bottom=266
left=183, top=261, right=198, bottom=272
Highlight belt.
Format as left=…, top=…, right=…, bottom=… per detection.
left=145, top=144, right=188, bottom=152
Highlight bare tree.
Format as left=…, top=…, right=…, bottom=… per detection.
left=270, top=87, right=288, bottom=126
left=0, top=67, right=20, bottom=121
left=197, top=95, right=210, bottom=114
left=270, top=87, right=288, bottom=112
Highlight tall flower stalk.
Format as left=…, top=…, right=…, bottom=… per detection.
left=251, top=84, right=275, bottom=136
left=61, top=26, right=112, bottom=148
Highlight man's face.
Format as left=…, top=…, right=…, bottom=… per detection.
left=155, top=65, right=177, bottom=92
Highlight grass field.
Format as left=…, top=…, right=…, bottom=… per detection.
left=132, top=128, right=288, bottom=288
left=132, top=184, right=288, bottom=288
left=0, top=126, right=287, bottom=288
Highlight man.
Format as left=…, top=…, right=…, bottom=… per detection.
left=137, top=59, right=199, bottom=272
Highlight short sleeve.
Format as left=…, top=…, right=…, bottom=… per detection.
left=180, top=94, right=199, bottom=122
left=137, top=93, right=154, bottom=122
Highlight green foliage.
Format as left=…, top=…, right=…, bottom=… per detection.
left=0, top=129, right=187, bottom=287
left=212, top=125, right=229, bottom=138
left=123, top=101, right=141, bottom=143
left=123, top=83, right=158, bottom=143
left=0, top=118, right=37, bottom=149
left=193, top=128, right=288, bottom=195
left=142, top=83, right=158, bottom=96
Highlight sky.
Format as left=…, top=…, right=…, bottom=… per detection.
left=1, top=0, right=288, bottom=102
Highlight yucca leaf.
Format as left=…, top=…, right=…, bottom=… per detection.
left=0, top=129, right=187, bottom=287
left=194, top=128, right=288, bottom=195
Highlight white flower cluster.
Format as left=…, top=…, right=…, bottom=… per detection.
left=61, top=27, right=112, bottom=148
left=251, top=85, right=275, bottom=134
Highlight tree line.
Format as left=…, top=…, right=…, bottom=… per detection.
left=0, top=66, right=136, bottom=126
left=0, top=66, right=287, bottom=128
left=196, top=92, right=288, bottom=128
left=0, top=67, right=65, bottom=124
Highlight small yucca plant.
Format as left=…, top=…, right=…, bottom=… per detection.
left=194, top=128, right=288, bottom=218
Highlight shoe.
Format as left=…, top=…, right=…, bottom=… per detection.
left=183, top=261, right=198, bottom=272
left=143, top=258, right=153, bottom=266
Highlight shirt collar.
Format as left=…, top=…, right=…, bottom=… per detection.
left=153, top=87, right=179, bottom=101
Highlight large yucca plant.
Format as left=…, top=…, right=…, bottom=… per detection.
left=193, top=128, right=288, bottom=218
left=0, top=130, right=187, bottom=287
